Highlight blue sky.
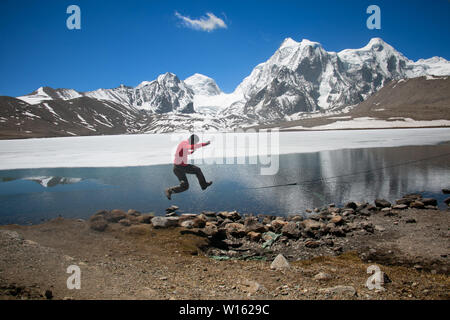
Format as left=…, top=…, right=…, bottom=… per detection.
left=0, top=0, right=449, bottom=96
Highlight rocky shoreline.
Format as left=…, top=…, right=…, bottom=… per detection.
left=0, top=191, right=448, bottom=300
left=89, top=192, right=450, bottom=274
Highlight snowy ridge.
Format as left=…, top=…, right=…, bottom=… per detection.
left=12, top=37, right=450, bottom=133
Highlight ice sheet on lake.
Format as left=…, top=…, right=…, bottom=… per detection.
left=0, top=128, right=449, bottom=170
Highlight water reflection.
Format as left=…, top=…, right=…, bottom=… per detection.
left=0, top=144, right=449, bottom=225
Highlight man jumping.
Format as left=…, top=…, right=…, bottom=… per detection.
left=164, top=134, right=212, bottom=200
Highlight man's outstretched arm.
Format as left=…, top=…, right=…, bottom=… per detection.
left=189, top=141, right=210, bottom=154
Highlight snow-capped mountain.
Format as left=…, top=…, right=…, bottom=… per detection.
left=6, top=37, right=450, bottom=137
left=222, top=37, right=450, bottom=123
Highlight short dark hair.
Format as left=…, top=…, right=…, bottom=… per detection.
left=189, top=134, right=199, bottom=145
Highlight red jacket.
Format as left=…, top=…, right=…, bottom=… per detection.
left=174, top=140, right=207, bottom=166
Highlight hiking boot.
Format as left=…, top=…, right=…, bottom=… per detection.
left=164, top=188, right=172, bottom=200
left=202, top=181, right=213, bottom=190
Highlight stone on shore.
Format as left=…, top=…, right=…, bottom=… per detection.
left=270, top=254, right=290, bottom=270
left=89, top=215, right=108, bottom=232
left=106, top=209, right=127, bottom=223
left=225, top=223, right=246, bottom=238
left=314, top=272, right=332, bottom=281
left=374, top=199, right=391, bottom=208
left=281, top=222, right=301, bottom=238
left=151, top=216, right=179, bottom=228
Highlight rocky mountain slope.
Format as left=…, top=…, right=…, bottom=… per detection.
left=1, top=38, right=449, bottom=138
left=254, top=76, right=450, bottom=131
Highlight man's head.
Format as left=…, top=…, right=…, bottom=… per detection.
left=189, top=134, right=199, bottom=145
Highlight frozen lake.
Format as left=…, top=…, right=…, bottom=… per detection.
left=0, top=128, right=449, bottom=224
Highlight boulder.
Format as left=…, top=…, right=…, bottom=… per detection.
left=344, top=201, right=358, bottom=210
left=118, top=218, right=131, bottom=226
left=301, top=219, right=323, bottom=230
left=374, top=199, right=391, bottom=208
left=330, top=226, right=346, bottom=237
left=136, top=213, right=154, bottom=224
left=151, top=216, right=179, bottom=228
left=281, top=222, right=301, bottom=239
left=329, top=215, right=343, bottom=225
left=421, top=198, right=437, bottom=206
left=202, top=211, right=217, bottom=217
left=270, top=254, right=290, bottom=270
left=224, top=223, right=246, bottom=237
left=180, top=220, right=195, bottom=229
left=127, top=209, right=141, bottom=216
left=106, top=209, right=127, bottom=223
left=445, top=197, right=450, bottom=206
left=244, top=217, right=266, bottom=233
left=410, top=201, right=425, bottom=209
left=392, top=204, right=408, bottom=210
left=305, top=240, right=321, bottom=248
left=247, top=231, right=262, bottom=242
left=270, top=219, right=288, bottom=232
left=442, top=189, right=450, bottom=194
left=218, top=211, right=241, bottom=221
left=166, top=205, right=179, bottom=212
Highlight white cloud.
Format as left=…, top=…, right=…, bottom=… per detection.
left=175, top=11, right=227, bottom=32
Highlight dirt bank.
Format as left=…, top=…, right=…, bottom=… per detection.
left=0, top=198, right=448, bottom=300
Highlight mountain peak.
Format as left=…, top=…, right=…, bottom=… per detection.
left=157, top=72, right=179, bottom=83
left=299, top=39, right=321, bottom=47
left=364, top=37, right=389, bottom=49
left=185, top=73, right=221, bottom=96
left=280, top=37, right=298, bottom=49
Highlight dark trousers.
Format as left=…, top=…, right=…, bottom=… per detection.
left=170, top=164, right=208, bottom=193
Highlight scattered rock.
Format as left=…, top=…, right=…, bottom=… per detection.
left=127, top=209, right=141, bottom=216
left=218, top=211, right=240, bottom=221
left=305, top=240, right=321, bottom=248
left=136, top=213, right=154, bottom=224
left=151, top=216, right=179, bottom=228
left=393, top=204, right=408, bottom=210
left=421, top=198, right=437, bottom=206
left=224, top=223, right=246, bottom=238
left=270, top=254, right=290, bottom=270
left=244, top=217, right=266, bottom=233
left=329, top=215, right=343, bottom=225
left=281, top=222, right=301, bottom=238
left=270, top=219, right=289, bottom=232
left=344, top=201, right=358, bottom=210
left=166, top=205, right=179, bottom=213
left=314, top=272, right=332, bottom=281
left=106, top=209, right=127, bottom=223
left=410, top=201, right=425, bottom=209
left=247, top=231, right=262, bottom=242
left=405, top=218, right=416, bottom=224
left=375, top=199, right=391, bottom=208
left=118, top=218, right=131, bottom=227
left=241, top=280, right=262, bottom=294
